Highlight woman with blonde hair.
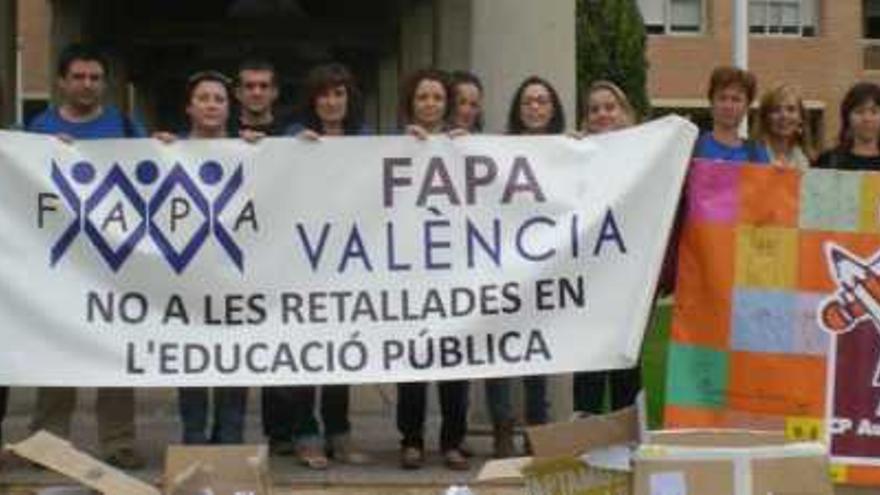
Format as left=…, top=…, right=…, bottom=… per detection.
left=580, top=80, right=636, bottom=134
left=754, top=84, right=813, bottom=170
left=572, top=80, right=642, bottom=415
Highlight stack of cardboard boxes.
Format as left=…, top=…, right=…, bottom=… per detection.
left=479, top=406, right=831, bottom=495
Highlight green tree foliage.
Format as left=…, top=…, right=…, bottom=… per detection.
left=576, top=0, right=650, bottom=122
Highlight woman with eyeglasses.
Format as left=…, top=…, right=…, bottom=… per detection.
left=483, top=76, right=567, bottom=456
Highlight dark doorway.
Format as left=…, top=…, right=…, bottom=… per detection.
left=82, top=0, right=401, bottom=131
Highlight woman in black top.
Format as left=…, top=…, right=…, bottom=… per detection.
left=395, top=68, right=471, bottom=472
left=276, top=63, right=372, bottom=470
left=815, top=82, right=880, bottom=170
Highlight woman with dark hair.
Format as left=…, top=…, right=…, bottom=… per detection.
left=159, top=71, right=250, bottom=445
left=398, top=68, right=450, bottom=138
left=449, top=70, right=521, bottom=458
left=292, top=62, right=366, bottom=138
left=272, top=63, right=370, bottom=470
left=815, top=82, right=880, bottom=170
left=395, top=68, right=470, bottom=471
left=450, top=70, right=483, bottom=133
left=483, top=76, right=567, bottom=456
left=506, top=75, right=566, bottom=135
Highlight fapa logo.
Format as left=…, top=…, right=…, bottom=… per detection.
left=38, top=159, right=257, bottom=274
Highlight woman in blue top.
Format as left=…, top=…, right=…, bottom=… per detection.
left=268, top=63, right=372, bottom=470
left=694, top=66, right=770, bottom=164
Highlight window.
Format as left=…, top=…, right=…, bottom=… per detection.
left=638, top=0, right=704, bottom=35
left=22, top=98, right=49, bottom=129
left=749, top=0, right=817, bottom=37
left=866, top=0, right=880, bottom=39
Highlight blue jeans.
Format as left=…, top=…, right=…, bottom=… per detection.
left=178, top=387, right=248, bottom=444
left=485, top=376, right=548, bottom=425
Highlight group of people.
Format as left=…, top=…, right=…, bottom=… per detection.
left=694, top=65, right=880, bottom=171
left=1, top=40, right=879, bottom=473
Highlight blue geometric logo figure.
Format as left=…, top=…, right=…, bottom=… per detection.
left=83, top=164, right=147, bottom=272
left=149, top=164, right=210, bottom=274
left=48, top=159, right=247, bottom=274
left=213, top=164, right=244, bottom=272
left=49, top=161, right=82, bottom=266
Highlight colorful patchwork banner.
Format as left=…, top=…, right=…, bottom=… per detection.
left=666, top=159, right=880, bottom=485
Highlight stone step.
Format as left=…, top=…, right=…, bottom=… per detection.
left=1, top=390, right=526, bottom=495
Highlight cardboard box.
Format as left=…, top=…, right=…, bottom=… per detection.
left=5, top=430, right=160, bottom=495
left=5, top=431, right=272, bottom=495
left=477, top=407, right=638, bottom=495
left=164, top=445, right=272, bottom=495
left=633, top=430, right=831, bottom=495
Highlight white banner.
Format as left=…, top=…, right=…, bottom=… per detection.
left=0, top=116, right=696, bottom=386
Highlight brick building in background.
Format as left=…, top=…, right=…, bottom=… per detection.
left=12, top=0, right=880, bottom=149
left=17, top=0, right=50, bottom=122
left=639, top=0, right=880, bottom=149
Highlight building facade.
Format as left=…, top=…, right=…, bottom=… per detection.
left=9, top=0, right=576, bottom=136
left=640, top=0, right=880, bottom=148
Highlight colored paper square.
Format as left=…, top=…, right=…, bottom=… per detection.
left=842, top=465, right=880, bottom=484
left=720, top=410, right=786, bottom=430
left=666, top=343, right=729, bottom=408
left=663, top=405, right=785, bottom=430
left=800, top=169, right=860, bottom=231
left=830, top=464, right=848, bottom=484
left=785, top=416, right=824, bottom=442
left=728, top=351, right=825, bottom=416
left=663, top=404, right=727, bottom=428
left=797, top=231, right=879, bottom=292
left=671, top=224, right=735, bottom=348
left=858, top=173, right=880, bottom=233
left=793, top=293, right=830, bottom=356
left=734, top=226, right=798, bottom=289
left=731, top=290, right=796, bottom=353
left=738, top=165, right=800, bottom=227
left=685, top=160, right=740, bottom=223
